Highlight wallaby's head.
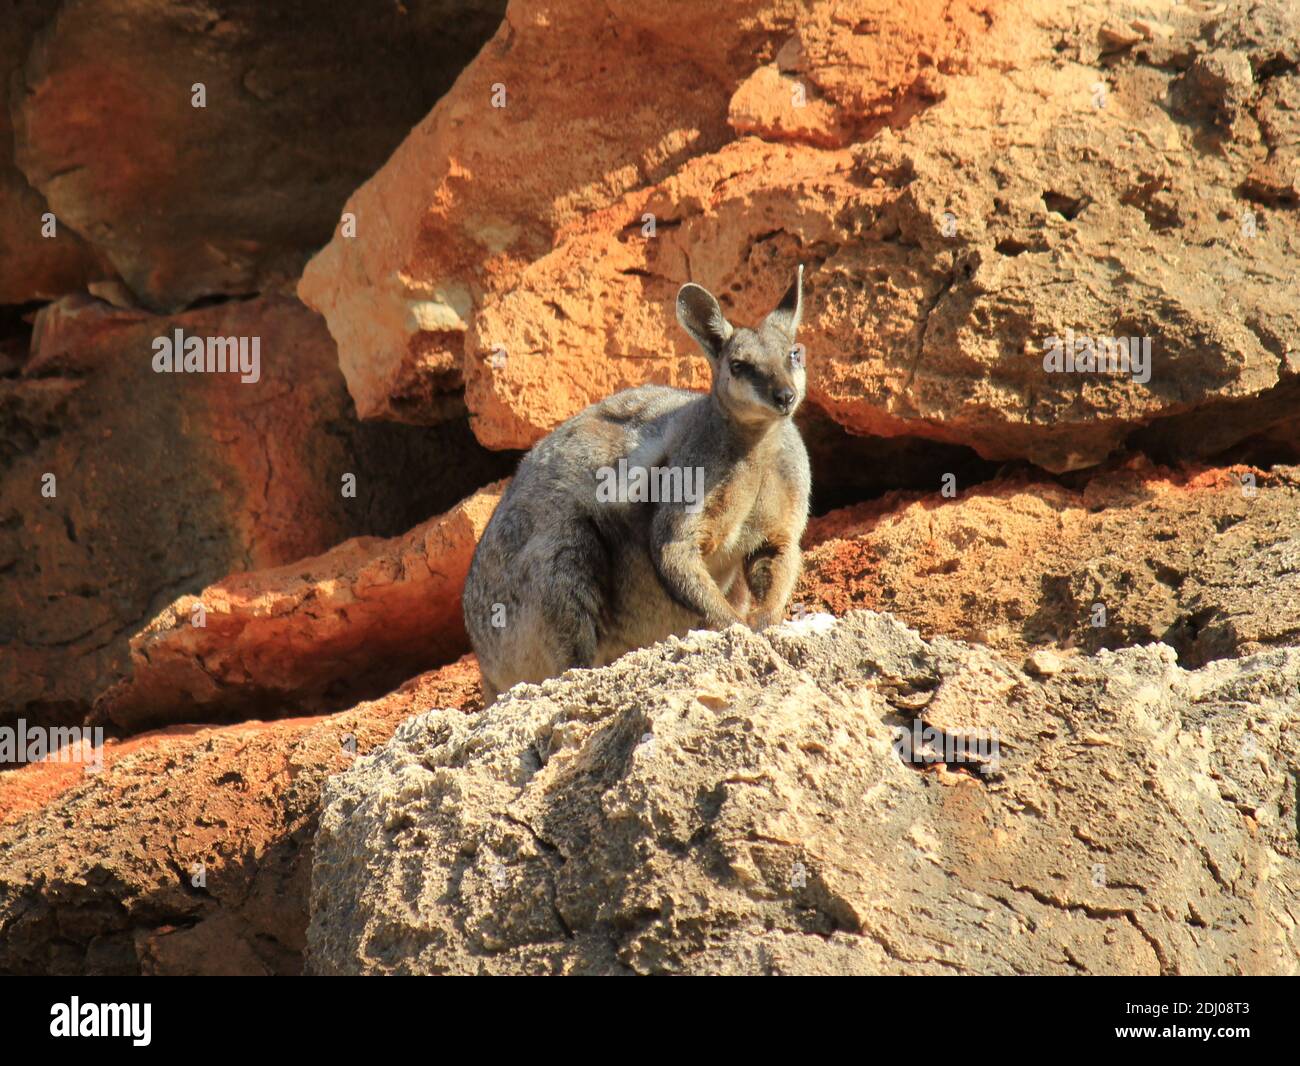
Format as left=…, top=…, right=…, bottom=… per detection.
left=676, top=266, right=805, bottom=427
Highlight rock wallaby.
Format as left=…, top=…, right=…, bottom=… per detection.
left=463, top=266, right=812, bottom=705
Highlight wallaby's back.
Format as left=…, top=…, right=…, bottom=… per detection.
left=464, top=385, right=703, bottom=701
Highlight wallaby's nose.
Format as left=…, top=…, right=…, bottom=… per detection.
left=773, top=386, right=796, bottom=413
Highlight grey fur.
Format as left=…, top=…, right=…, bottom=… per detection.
left=463, top=266, right=811, bottom=704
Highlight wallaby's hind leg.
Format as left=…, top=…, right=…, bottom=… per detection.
left=724, top=569, right=752, bottom=618
left=745, top=540, right=800, bottom=629
left=743, top=545, right=778, bottom=606
left=537, top=520, right=609, bottom=674
left=540, top=587, right=599, bottom=675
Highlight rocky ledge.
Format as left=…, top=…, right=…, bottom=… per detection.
left=307, top=612, right=1298, bottom=976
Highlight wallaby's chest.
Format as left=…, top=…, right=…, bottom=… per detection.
left=696, top=462, right=772, bottom=563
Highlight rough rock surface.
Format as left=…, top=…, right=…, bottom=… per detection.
left=0, top=295, right=512, bottom=733
left=299, top=0, right=1002, bottom=427
left=797, top=459, right=1300, bottom=666
left=307, top=611, right=1298, bottom=975
left=0, top=657, right=481, bottom=976
left=301, top=0, right=1299, bottom=473
left=93, top=483, right=506, bottom=734
left=8, top=0, right=506, bottom=311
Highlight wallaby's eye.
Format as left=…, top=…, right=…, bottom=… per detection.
left=729, top=359, right=748, bottom=376
left=789, top=345, right=806, bottom=369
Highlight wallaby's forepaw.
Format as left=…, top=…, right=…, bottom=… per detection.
left=747, top=608, right=779, bottom=631
left=706, top=608, right=747, bottom=631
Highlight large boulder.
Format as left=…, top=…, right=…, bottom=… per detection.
left=10, top=0, right=506, bottom=310
left=298, top=0, right=738, bottom=424
left=300, top=0, right=1299, bottom=473
left=0, top=295, right=512, bottom=732
left=0, top=657, right=482, bottom=976
left=298, top=0, right=1001, bottom=428
left=307, top=611, right=1298, bottom=975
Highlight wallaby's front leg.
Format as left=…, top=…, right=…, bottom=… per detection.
left=651, top=506, right=744, bottom=630
left=745, top=539, right=801, bottom=630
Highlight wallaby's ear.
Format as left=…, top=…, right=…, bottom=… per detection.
left=765, top=264, right=804, bottom=339
left=676, top=283, right=733, bottom=361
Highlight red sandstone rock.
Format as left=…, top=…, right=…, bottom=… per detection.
left=0, top=8, right=112, bottom=305
left=93, top=483, right=506, bottom=734
left=299, top=0, right=790, bottom=423
left=796, top=458, right=1300, bottom=666
left=301, top=0, right=1298, bottom=474
left=0, top=657, right=482, bottom=975
left=10, top=0, right=505, bottom=310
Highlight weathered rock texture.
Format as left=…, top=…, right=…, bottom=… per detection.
left=0, top=6, right=109, bottom=306
left=6, top=0, right=506, bottom=310
left=308, top=611, right=1298, bottom=975
left=0, top=295, right=512, bottom=733
left=301, top=0, right=1299, bottom=474
left=797, top=459, right=1300, bottom=666
left=0, top=657, right=481, bottom=976
left=299, top=0, right=1005, bottom=428
left=94, top=482, right=506, bottom=734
